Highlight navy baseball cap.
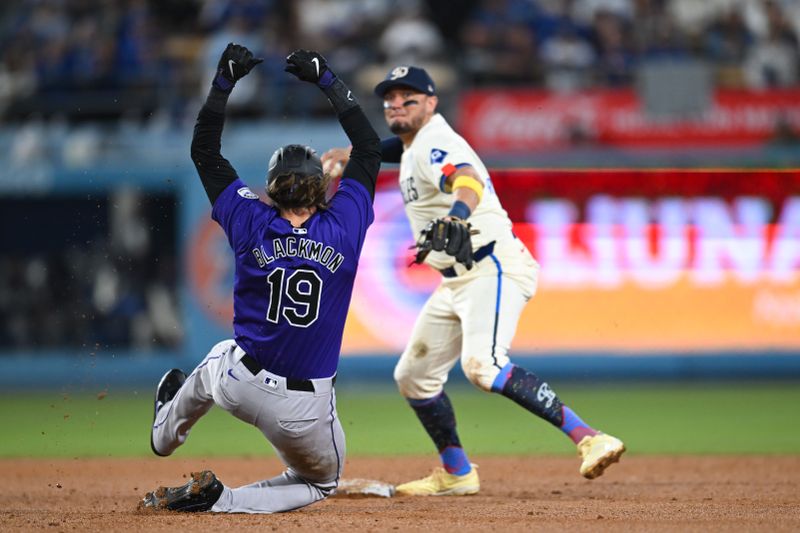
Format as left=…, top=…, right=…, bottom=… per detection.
left=374, top=66, right=436, bottom=97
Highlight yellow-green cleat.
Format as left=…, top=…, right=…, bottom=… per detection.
left=395, top=464, right=480, bottom=496
left=578, top=433, right=626, bottom=479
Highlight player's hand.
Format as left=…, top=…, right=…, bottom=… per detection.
left=213, top=43, right=263, bottom=92
left=285, top=49, right=336, bottom=88
left=414, top=217, right=474, bottom=269
left=321, top=147, right=352, bottom=179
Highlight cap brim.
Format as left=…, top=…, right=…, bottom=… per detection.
left=374, top=79, right=430, bottom=97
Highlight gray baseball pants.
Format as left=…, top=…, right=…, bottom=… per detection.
left=151, top=339, right=345, bottom=513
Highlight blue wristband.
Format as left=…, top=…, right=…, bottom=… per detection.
left=212, top=70, right=234, bottom=92
left=448, top=200, right=471, bottom=220
left=318, top=70, right=336, bottom=89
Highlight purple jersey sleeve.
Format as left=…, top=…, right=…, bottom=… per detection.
left=211, top=179, right=274, bottom=251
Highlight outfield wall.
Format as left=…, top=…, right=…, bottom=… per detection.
left=2, top=351, right=800, bottom=391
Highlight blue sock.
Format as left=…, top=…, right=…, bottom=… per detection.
left=560, top=406, right=598, bottom=444
left=408, top=393, right=472, bottom=475
left=440, top=446, right=471, bottom=475
left=492, top=363, right=597, bottom=444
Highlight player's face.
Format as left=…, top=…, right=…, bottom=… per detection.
left=383, top=88, right=437, bottom=135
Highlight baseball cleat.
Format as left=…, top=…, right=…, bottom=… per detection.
left=395, top=464, right=479, bottom=496
left=139, top=470, right=224, bottom=512
left=150, top=368, right=186, bottom=456
left=577, top=433, right=626, bottom=479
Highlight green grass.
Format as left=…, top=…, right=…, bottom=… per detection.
left=0, top=382, right=798, bottom=458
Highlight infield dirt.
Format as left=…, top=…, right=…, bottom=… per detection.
left=2, top=456, right=798, bottom=531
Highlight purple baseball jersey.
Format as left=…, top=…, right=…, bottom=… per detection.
left=212, top=177, right=374, bottom=379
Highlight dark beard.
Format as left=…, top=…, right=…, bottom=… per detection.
left=389, top=121, right=414, bottom=134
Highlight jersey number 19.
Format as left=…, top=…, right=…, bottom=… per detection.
left=266, top=267, right=322, bottom=327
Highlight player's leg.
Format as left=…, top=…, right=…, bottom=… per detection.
left=150, top=339, right=236, bottom=456
left=393, top=287, right=479, bottom=495
left=457, top=258, right=624, bottom=479
left=209, top=358, right=343, bottom=513
left=458, top=272, right=578, bottom=431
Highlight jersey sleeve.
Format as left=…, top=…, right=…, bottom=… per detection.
left=211, top=178, right=270, bottom=252
left=415, top=137, right=477, bottom=193
left=325, top=179, right=375, bottom=255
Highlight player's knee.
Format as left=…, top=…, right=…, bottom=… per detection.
left=393, top=361, right=416, bottom=397
left=150, top=431, right=175, bottom=457
left=461, top=357, right=498, bottom=392
left=394, top=360, right=444, bottom=399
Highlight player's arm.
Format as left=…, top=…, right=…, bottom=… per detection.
left=190, top=43, right=263, bottom=205
left=443, top=164, right=484, bottom=220
left=321, top=136, right=401, bottom=176
left=412, top=165, right=485, bottom=269
left=379, top=137, right=404, bottom=163
left=285, top=50, right=381, bottom=200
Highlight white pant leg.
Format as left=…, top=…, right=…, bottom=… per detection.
left=151, top=339, right=235, bottom=456
left=212, top=472, right=330, bottom=514
left=237, top=471, right=298, bottom=490
left=393, top=285, right=463, bottom=399
left=456, top=257, right=534, bottom=392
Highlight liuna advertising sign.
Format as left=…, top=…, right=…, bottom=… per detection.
left=343, top=170, right=800, bottom=354
left=188, top=170, right=800, bottom=356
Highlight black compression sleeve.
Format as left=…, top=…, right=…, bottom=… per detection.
left=321, top=77, right=358, bottom=115
left=380, top=137, right=404, bottom=163
left=337, top=106, right=381, bottom=199
left=190, top=87, right=239, bottom=205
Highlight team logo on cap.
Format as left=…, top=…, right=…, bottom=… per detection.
left=389, top=66, right=409, bottom=80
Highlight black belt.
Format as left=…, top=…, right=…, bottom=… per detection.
left=439, top=241, right=496, bottom=278
left=240, top=353, right=317, bottom=392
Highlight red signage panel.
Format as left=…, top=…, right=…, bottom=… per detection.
left=458, top=89, right=800, bottom=151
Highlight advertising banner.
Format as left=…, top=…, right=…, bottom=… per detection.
left=458, top=88, right=800, bottom=152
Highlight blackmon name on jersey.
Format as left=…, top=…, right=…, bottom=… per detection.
left=252, top=236, right=345, bottom=274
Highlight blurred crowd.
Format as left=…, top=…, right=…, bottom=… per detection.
left=1, top=0, right=799, bottom=123
left=0, top=191, right=182, bottom=351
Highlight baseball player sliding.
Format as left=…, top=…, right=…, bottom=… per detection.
left=140, top=44, right=381, bottom=512
left=322, top=66, right=625, bottom=496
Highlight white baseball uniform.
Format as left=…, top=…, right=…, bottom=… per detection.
left=393, top=113, right=540, bottom=397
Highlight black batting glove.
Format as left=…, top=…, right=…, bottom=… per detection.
left=212, top=43, right=264, bottom=92
left=285, top=49, right=337, bottom=88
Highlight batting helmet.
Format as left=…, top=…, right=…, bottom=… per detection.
left=266, top=144, right=328, bottom=209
